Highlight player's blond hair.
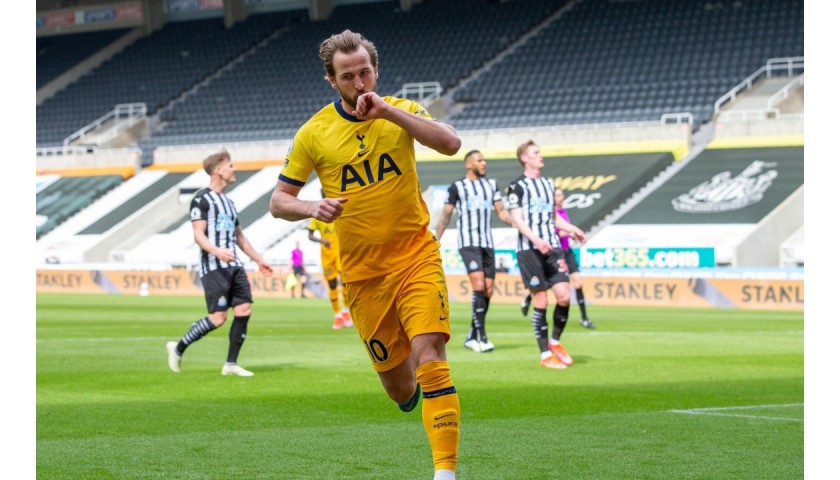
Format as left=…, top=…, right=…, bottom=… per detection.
left=202, top=150, right=230, bottom=175
left=319, top=29, right=379, bottom=79
left=516, top=140, right=537, bottom=166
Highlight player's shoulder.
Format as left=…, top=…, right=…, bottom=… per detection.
left=296, top=102, right=339, bottom=135
left=450, top=177, right=467, bottom=187
left=191, top=187, right=211, bottom=202
left=508, top=174, right=526, bottom=186
left=383, top=96, right=428, bottom=116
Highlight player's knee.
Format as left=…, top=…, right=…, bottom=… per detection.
left=412, top=335, right=447, bottom=366
left=209, top=311, right=228, bottom=326
left=388, top=381, right=418, bottom=405
left=556, top=293, right=570, bottom=306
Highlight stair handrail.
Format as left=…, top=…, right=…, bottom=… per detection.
left=62, top=103, right=147, bottom=150
left=714, top=57, right=804, bottom=114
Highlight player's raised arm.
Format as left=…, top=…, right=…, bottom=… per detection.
left=354, top=92, right=461, bottom=156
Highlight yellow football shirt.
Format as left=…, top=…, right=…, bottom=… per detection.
left=279, top=97, right=439, bottom=282
left=309, top=217, right=340, bottom=261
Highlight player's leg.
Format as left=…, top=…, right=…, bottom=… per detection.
left=484, top=276, right=496, bottom=345
left=324, top=257, right=347, bottom=329
left=567, top=250, right=595, bottom=329
left=399, top=256, right=459, bottom=478
left=466, top=269, right=487, bottom=352
left=222, top=268, right=255, bottom=376
left=328, top=277, right=344, bottom=329
left=166, top=270, right=228, bottom=373
left=412, top=334, right=459, bottom=479
left=570, top=272, right=594, bottom=328
left=547, top=281, right=573, bottom=365
left=222, top=303, right=253, bottom=376
left=336, top=257, right=353, bottom=327
left=345, top=257, right=460, bottom=478
left=474, top=248, right=496, bottom=351
left=518, top=250, right=564, bottom=369
left=546, top=251, right=573, bottom=364
left=459, top=248, right=485, bottom=352
left=392, top=253, right=461, bottom=477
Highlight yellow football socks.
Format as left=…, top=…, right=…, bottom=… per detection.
left=416, top=360, right=460, bottom=472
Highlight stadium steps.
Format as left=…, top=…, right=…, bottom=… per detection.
left=36, top=170, right=172, bottom=263
left=120, top=166, right=286, bottom=267
left=36, top=175, right=124, bottom=239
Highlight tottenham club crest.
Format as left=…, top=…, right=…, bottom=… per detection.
left=671, top=160, right=779, bottom=213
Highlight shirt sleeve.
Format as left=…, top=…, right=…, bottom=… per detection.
left=279, top=128, right=315, bottom=186
left=491, top=179, right=502, bottom=202
left=507, top=182, right=524, bottom=209
left=392, top=97, right=433, bottom=120
left=445, top=182, right=459, bottom=206
left=189, top=195, right=208, bottom=222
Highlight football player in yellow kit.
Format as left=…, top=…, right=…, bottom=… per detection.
left=269, top=30, right=462, bottom=480
left=308, top=190, right=352, bottom=329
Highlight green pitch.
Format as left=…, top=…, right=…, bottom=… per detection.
left=36, top=294, right=803, bottom=479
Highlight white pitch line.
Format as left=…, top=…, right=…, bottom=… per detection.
left=669, top=403, right=803, bottom=422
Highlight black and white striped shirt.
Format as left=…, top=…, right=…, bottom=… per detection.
left=445, top=177, right=502, bottom=249
left=506, top=175, right=560, bottom=252
left=189, top=188, right=243, bottom=276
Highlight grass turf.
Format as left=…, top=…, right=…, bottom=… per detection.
left=36, top=293, right=803, bottom=479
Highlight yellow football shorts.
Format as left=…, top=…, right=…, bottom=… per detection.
left=344, top=249, right=451, bottom=372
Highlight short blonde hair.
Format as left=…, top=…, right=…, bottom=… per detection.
left=516, top=139, right=536, bottom=165
left=202, top=150, right=230, bottom=175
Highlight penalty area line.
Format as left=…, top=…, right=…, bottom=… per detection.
left=669, top=403, right=803, bottom=422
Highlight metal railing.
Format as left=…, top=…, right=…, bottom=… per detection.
left=714, top=57, right=804, bottom=114
left=393, top=82, right=443, bottom=103
left=661, top=112, right=694, bottom=128
left=61, top=102, right=147, bottom=149
left=767, top=73, right=804, bottom=109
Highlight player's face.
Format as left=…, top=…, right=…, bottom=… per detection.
left=467, top=153, right=487, bottom=177
left=329, top=46, right=378, bottom=109
left=521, top=145, right=544, bottom=171
left=218, top=160, right=236, bottom=183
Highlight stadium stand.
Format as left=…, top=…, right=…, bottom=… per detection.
left=136, top=0, right=566, bottom=158
left=448, top=0, right=804, bottom=130
left=36, top=11, right=293, bottom=147
left=36, top=174, right=123, bottom=239
left=37, top=28, right=130, bottom=89
left=35, top=0, right=804, bottom=269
